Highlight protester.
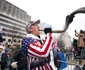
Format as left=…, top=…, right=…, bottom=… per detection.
left=21, top=19, right=53, bottom=70
left=8, top=44, right=17, bottom=70
left=75, top=30, right=85, bottom=65
left=9, top=44, right=17, bottom=59
left=73, top=65, right=81, bottom=70
left=52, top=41, right=60, bottom=69
left=52, top=41, right=67, bottom=70
left=0, top=45, right=8, bottom=70
left=11, top=48, right=28, bottom=70
left=75, top=30, right=84, bottom=48
left=72, top=38, right=77, bottom=51
left=75, top=30, right=84, bottom=56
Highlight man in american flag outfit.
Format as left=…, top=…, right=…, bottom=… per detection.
left=21, top=19, right=53, bottom=70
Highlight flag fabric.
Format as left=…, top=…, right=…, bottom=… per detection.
left=21, top=33, right=53, bottom=70
left=52, top=41, right=57, bottom=49
left=21, top=37, right=34, bottom=56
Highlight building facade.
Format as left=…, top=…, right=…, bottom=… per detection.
left=0, top=0, right=31, bottom=45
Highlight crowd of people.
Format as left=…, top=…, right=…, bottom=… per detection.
left=0, top=16, right=84, bottom=70
left=0, top=18, right=69, bottom=70
left=73, top=29, right=85, bottom=58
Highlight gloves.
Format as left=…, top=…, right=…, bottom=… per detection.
left=66, top=15, right=75, bottom=25
left=11, top=62, right=18, bottom=68
left=44, top=28, right=52, bottom=34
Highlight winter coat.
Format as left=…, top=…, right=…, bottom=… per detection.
left=11, top=49, right=28, bottom=70
left=0, top=52, right=8, bottom=70
left=75, top=32, right=84, bottom=47
left=21, top=33, right=53, bottom=70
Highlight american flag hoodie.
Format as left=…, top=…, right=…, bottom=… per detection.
left=21, top=33, right=53, bottom=70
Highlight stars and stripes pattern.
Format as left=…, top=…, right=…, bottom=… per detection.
left=21, top=33, right=53, bottom=70
left=21, top=37, right=34, bottom=56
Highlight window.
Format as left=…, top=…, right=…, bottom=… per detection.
left=3, top=38, right=5, bottom=41
left=8, top=6, right=11, bottom=14
left=20, top=11, right=22, bottom=19
left=18, top=40, right=20, bottom=43
left=14, top=39, right=16, bottom=42
left=16, top=10, right=19, bottom=18
left=12, top=8, right=15, bottom=16
left=8, top=39, right=11, bottom=42
left=3, top=3, right=6, bottom=12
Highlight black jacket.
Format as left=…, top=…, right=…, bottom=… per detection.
left=12, top=49, right=28, bottom=70
left=0, top=52, right=8, bottom=70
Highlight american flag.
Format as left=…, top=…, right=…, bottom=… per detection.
left=21, top=33, right=53, bottom=70
left=21, top=37, right=34, bottom=56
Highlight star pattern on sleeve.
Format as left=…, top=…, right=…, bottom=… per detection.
left=21, top=37, right=34, bottom=56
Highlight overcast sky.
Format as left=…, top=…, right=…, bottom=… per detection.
left=7, top=0, right=85, bottom=38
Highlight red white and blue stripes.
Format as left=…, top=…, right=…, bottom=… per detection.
left=21, top=33, right=53, bottom=70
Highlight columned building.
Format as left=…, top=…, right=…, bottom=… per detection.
left=0, top=0, right=31, bottom=45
